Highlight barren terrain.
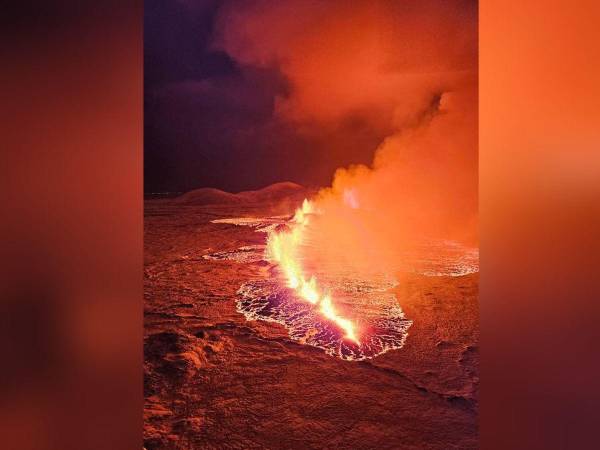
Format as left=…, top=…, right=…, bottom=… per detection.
left=144, top=186, right=478, bottom=449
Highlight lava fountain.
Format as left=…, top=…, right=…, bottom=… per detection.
left=230, top=198, right=415, bottom=361
left=266, top=199, right=359, bottom=343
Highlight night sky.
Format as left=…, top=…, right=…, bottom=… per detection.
left=144, top=0, right=477, bottom=195
left=144, top=0, right=391, bottom=193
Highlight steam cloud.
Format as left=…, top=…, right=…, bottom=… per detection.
left=213, top=0, right=478, bottom=267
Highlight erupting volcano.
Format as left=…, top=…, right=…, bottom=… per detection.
left=145, top=184, right=479, bottom=447
left=144, top=0, right=478, bottom=447
left=223, top=195, right=475, bottom=361
left=267, top=199, right=359, bottom=343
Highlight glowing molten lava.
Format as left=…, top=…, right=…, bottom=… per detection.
left=266, top=199, right=359, bottom=343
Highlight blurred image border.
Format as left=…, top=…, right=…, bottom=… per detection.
left=2, top=1, right=598, bottom=449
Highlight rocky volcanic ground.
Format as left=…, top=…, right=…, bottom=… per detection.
left=144, top=185, right=478, bottom=450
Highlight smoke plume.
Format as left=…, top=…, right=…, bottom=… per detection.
left=214, top=0, right=478, bottom=268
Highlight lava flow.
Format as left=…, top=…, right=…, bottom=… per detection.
left=266, top=199, right=359, bottom=343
